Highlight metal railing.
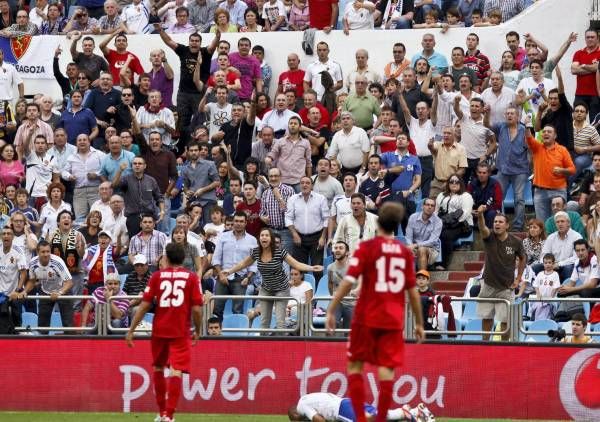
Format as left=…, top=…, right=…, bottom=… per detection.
left=308, top=295, right=357, bottom=334
left=15, top=295, right=98, bottom=334
left=107, top=295, right=149, bottom=334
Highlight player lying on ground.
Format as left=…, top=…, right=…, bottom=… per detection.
left=287, top=392, right=435, bottom=421
left=326, top=202, right=426, bottom=422
left=126, top=243, right=204, bottom=422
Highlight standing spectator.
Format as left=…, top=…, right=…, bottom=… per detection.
left=38, top=3, right=68, bottom=35
left=326, top=240, right=354, bottom=328
left=411, top=33, right=449, bottom=76
left=573, top=103, right=600, bottom=182
left=148, top=49, right=174, bottom=108
left=128, top=214, right=168, bottom=271
left=135, top=91, right=176, bottom=147
left=453, top=96, right=496, bottom=184
left=406, top=197, right=442, bottom=270
left=90, top=182, right=114, bottom=223
left=157, top=28, right=219, bottom=143
left=83, top=73, right=121, bottom=146
left=343, top=0, right=376, bottom=33
left=493, top=106, right=529, bottom=232
left=476, top=206, right=525, bottom=340
left=506, top=31, right=527, bottom=70
left=182, top=141, right=220, bottom=224
left=527, top=124, right=575, bottom=222
left=259, top=167, right=295, bottom=251
left=328, top=173, right=359, bottom=242
left=299, top=90, right=330, bottom=127
left=99, top=136, right=135, bottom=182
left=313, top=158, right=344, bottom=206
left=61, top=134, right=105, bottom=222
left=52, top=49, right=78, bottom=101
left=38, top=96, right=61, bottom=130
left=24, top=135, right=59, bottom=210
left=81, top=230, right=119, bottom=294
left=0, top=144, right=23, bottom=188
left=14, top=103, right=53, bottom=159
left=358, top=154, right=388, bottom=206
left=515, top=60, right=556, bottom=123
left=113, top=157, right=165, bottom=239
left=236, top=181, right=263, bottom=238
left=278, top=53, right=305, bottom=99
left=200, top=86, right=232, bottom=139
left=572, top=29, right=600, bottom=120
left=99, top=32, right=145, bottom=85
left=448, top=47, right=478, bottom=90
left=187, top=0, right=218, bottom=33
left=10, top=211, right=38, bottom=263
left=468, top=162, right=503, bottom=228
left=308, top=0, right=338, bottom=31
left=101, top=194, right=128, bottom=254
left=252, top=46, right=272, bottom=95
left=229, top=38, right=264, bottom=102
left=382, top=43, right=410, bottom=82
left=120, top=0, right=151, bottom=34
left=0, top=225, right=27, bottom=328
left=211, top=211, right=257, bottom=319
left=259, top=94, right=299, bottom=137
left=326, top=112, right=370, bottom=174
left=391, top=68, right=430, bottom=129
left=49, top=210, right=86, bottom=300
left=343, top=75, right=380, bottom=131
left=464, top=33, right=490, bottom=87
left=262, top=0, right=287, bottom=31
left=251, top=126, right=274, bottom=173
left=333, top=193, right=378, bottom=253
left=58, top=90, right=99, bottom=145
left=481, top=72, right=516, bottom=127
left=265, top=116, right=312, bottom=189
left=435, top=175, right=473, bottom=271
left=70, top=34, right=109, bottom=82
left=303, top=42, right=343, bottom=102
left=25, top=241, right=74, bottom=332
left=285, top=176, right=328, bottom=281
left=374, top=0, right=414, bottom=29
left=428, top=126, right=468, bottom=198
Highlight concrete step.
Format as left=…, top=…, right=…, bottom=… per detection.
left=432, top=280, right=468, bottom=291
left=447, top=250, right=485, bottom=270
left=448, top=271, right=480, bottom=281
left=464, top=261, right=484, bottom=271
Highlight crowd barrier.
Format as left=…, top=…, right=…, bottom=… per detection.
left=0, top=338, right=597, bottom=420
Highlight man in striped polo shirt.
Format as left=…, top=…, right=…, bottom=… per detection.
left=80, top=273, right=129, bottom=331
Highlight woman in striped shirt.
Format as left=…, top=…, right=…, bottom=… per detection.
left=223, top=227, right=322, bottom=332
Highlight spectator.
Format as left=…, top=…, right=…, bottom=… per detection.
left=572, top=29, right=600, bottom=120
left=299, top=90, right=329, bottom=128
left=211, top=211, right=257, bottom=319
left=411, top=33, right=448, bottom=76
left=327, top=240, right=355, bottom=328
left=558, top=240, right=600, bottom=301
left=333, top=193, right=378, bottom=253
left=572, top=102, right=600, bottom=183
left=382, top=43, right=410, bottom=82
left=533, top=211, right=581, bottom=282
left=527, top=124, right=575, bottom=222
left=307, top=0, right=337, bottom=31
left=167, top=6, right=196, bottom=33
left=10, top=189, right=39, bottom=231
left=207, top=316, right=222, bottom=335
left=128, top=213, right=167, bottom=271
left=312, top=158, right=343, bottom=206
left=303, top=42, right=343, bottom=103
left=259, top=167, right=295, bottom=251
left=391, top=68, right=430, bottom=130
left=516, top=60, right=556, bottom=123
left=0, top=10, right=38, bottom=37
left=148, top=49, right=175, bottom=108
left=81, top=229, right=118, bottom=293
left=236, top=180, right=263, bottom=238
left=38, top=96, right=61, bottom=130
left=305, top=107, right=331, bottom=168
left=9, top=212, right=37, bottom=264
left=182, top=141, right=220, bottom=224
left=210, top=7, right=238, bottom=32
left=97, top=0, right=123, bottom=34
left=58, top=90, right=99, bottom=146
left=0, top=50, right=22, bottom=103
left=265, top=116, right=311, bottom=189
left=328, top=173, right=358, bottom=241
left=187, top=0, right=218, bottom=33
left=221, top=0, right=247, bottom=27
left=476, top=206, right=525, bottom=340
left=545, top=196, right=586, bottom=239
left=523, top=218, right=546, bottom=265
left=468, top=162, right=503, bottom=228
left=15, top=103, right=54, bottom=160
left=61, top=134, right=105, bottom=222
left=81, top=272, right=128, bottom=331
left=38, top=3, right=68, bottom=35
left=99, top=32, right=145, bottom=84
left=120, top=0, right=151, bottom=34
left=326, top=112, right=370, bottom=174
left=259, top=93, right=300, bottom=137
left=134, top=91, right=175, bottom=148
left=481, top=72, right=516, bottom=127
left=428, top=126, right=468, bottom=199
left=263, top=0, right=287, bottom=31
left=500, top=50, right=521, bottom=91
left=252, top=46, right=272, bottom=94
left=483, top=0, right=524, bottom=22
left=0, top=0, right=13, bottom=31
left=374, top=0, right=414, bottom=29
left=240, top=8, right=263, bottom=32
left=493, top=106, right=529, bottom=232
left=286, top=268, right=313, bottom=329
left=123, top=253, right=151, bottom=316
left=90, top=181, right=114, bottom=223
left=229, top=38, right=264, bottom=102
left=63, top=7, right=99, bottom=34
left=99, top=136, right=134, bottom=182
left=578, top=153, right=600, bottom=211
left=406, top=197, right=442, bottom=270
left=0, top=225, right=27, bottom=328
left=288, top=0, right=309, bottom=31
left=119, top=66, right=151, bottom=107
left=168, top=226, right=204, bottom=276
left=343, top=75, right=380, bottom=131
left=561, top=313, right=595, bottom=344
left=83, top=73, right=121, bottom=145
left=25, top=135, right=60, bottom=212
left=25, top=241, right=74, bottom=332
left=278, top=53, right=305, bottom=99
left=448, top=47, right=478, bottom=90
left=251, top=126, right=274, bottom=173
left=506, top=31, right=527, bottom=70
left=0, top=144, right=23, bottom=188
left=70, top=34, right=109, bottom=82
left=343, top=0, right=375, bottom=33
left=435, top=175, right=474, bottom=271
left=358, top=154, right=388, bottom=206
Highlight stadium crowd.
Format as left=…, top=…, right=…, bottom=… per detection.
left=0, top=0, right=598, bottom=341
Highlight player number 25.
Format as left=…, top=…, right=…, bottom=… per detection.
left=159, top=280, right=186, bottom=307
left=375, top=257, right=406, bottom=293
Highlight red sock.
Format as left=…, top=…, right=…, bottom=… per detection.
left=348, top=373, right=367, bottom=422
left=165, top=375, right=182, bottom=418
left=153, top=370, right=167, bottom=415
left=375, top=380, right=393, bottom=422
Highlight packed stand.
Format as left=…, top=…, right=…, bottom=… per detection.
left=0, top=0, right=597, bottom=341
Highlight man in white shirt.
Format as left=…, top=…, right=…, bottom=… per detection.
left=100, top=194, right=129, bottom=257
left=90, top=182, right=114, bottom=223
left=328, top=173, right=358, bottom=243
left=136, top=90, right=176, bottom=147
left=199, top=85, right=232, bottom=139
left=303, top=41, right=343, bottom=101
left=481, top=71, right=516, bottom=127
left=259, top=93, right=301, bottom=136
left=25, top=134, right=60, bottom=210
left=333, top=193, right=378, bottom=253
left=0, top=225, right=28, bottom=328
left=326, top=111, right=370, bottom=174
left=121, top=0, right=152, bottom=34
left=345, top=49, right=382, bottom=93
left=0, top=49, right=24, bottom=101
left=516, top=60, right=556, bottom=123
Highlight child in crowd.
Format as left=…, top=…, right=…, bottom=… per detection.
left=417, top=269, right=435, bottom=297
left=207, top=316, right=222, bottom=336
left=530, top=253, right=560, bottom=320
left=287, top=268, right=314, bottom=328
left=203, top=206, right=225, bottom=242
left=413, top=10, right=440, bottom=29
left=473, top=8, right=502, bottom=27
left=10, top=188, right=40, bottom=232
left=440, top=7, right=465, bottom=33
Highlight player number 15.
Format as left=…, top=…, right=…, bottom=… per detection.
left=375, top=257, right=406, bottom=293
left=159, top=280, right=186, bottom=307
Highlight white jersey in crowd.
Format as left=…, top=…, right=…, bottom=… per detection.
left=0, top=246, right=27, bottom=294
left=28, top=255, right=72, bottom=294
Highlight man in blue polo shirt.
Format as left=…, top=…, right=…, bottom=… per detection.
left=380, top=133, right=422, bottom=230
left=57, top=90, right=98, bottom=145
left=99, top=135, right=135, bottom=183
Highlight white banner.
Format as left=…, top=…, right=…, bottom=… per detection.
left=0, top=35, right=59, bottom=79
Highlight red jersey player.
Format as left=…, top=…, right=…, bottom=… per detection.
left=326, top=202, right=425, bottom=422
left=126, top=243, right=203, bottom=422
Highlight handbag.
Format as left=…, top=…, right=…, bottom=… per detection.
left=438, top=196, right=465, bottom=229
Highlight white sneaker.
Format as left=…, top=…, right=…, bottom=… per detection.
left=153, top=415, right=162, bottom=422
left=417, top=403, right=435, bottom=422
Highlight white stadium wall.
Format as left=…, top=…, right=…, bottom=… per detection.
left=28, top=0, right=591, bottom=105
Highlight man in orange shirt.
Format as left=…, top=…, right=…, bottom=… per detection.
left=527, top=123, right=575, bottom=222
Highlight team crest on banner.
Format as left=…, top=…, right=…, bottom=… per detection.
left=0, top=35, right=57, bottom=79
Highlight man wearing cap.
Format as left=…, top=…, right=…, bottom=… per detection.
left=123, top=254, right=151, bottom=319
left=81, top=230, right=119, bottom=295
left=80, top=272, right=129, bottom=332
left=406, top=197, right=442, bottom=270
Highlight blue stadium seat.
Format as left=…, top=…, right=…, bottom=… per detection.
left=461, top=318, right=483, bottom=341
left=143, top=313, right=154, bottom=324
left=503, top=184, right=515, bottom=210
left=222, top=314, right=250, bottom=336
left=119, top=274, right=127, bottom=290
left=583, top=302, right=590, bottom=319
left=592, top=323, right=600, bottom=332
left=453, top=230, right=473, bottom=247
left=304, top=274, right=316, bottom=292
left=312, top=277, right=333, bottom=328
left=20, top=312, right=38, bottom=329
left=323, top=254, right=334, bottom=269
left=396, top=234, right=407, bottom=245
left=416, top=198, right=424, bottom=212
left=525, top=319, right=558, bottom=342
left=49, top=311, right=64, bottom=335
left=457, top=301, right=478, bottom=329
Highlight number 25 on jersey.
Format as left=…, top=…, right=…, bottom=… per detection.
left=159, top=280, right=186, bottom=307
left=375, top=257, right=406, bottom=293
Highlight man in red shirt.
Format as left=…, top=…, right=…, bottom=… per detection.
left=126, top=243, right=203, bottom=422
left=308, top=0, right=338, bottom=32
left=99, top=31, right=145, bottom=84
left=571, top=28, right=600, bottom=120
left=236, top=180, right=263, bottom=238
left=299, top=89, right=330, bottom=127
left=326, top=202, right=424, bottom=422
left=278, top=53, right=306, bottom=100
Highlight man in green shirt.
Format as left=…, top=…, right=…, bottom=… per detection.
left=342, top=75, right=381, bottom=130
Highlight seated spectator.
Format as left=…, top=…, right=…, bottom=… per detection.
left=123, top=253, right=151, bottom=318
left=240, top=8, right=263, bottom=32
left=38, top=183, right=72, bottom=240
left=10, top=188, right=40, bottom=232
left=523, top=219, right=546, bottom=265
left=121, top=0, right=151, bottom=34
left=128, top=214, right=168, bottom=272
left=63, top=7, right=99, bottom=35
left=435, top=174, right=474, bottom=271
left=529, top=253, right=560, bottom=320
left=406, top=197, right=442, bottom=271
left=343, top=0, right=375, bottom=34
left=262, top=0, right=287, bottom=31
left=0, top=144, right=24, bottom=189
left=207, top=316, right=222, bottom=335
left=558, top=240, right=600, bottom=301
left=545, top=196, right=586, bottom=239
left=440, top=6, right=465, bottom=32
left=78, top=210, right=103, bottom=247
left=0, top=9, right=38, bottom=37
left=168, top=226, right=203, bottom=277
left=81, top=272, right=129, bottom=332
left=572, top=102, right=600, bottom=181
left=167, top=6, right=196, bottom=33
left=204, top=206, right=225, bottom=242
left=532, top=211, right=581, bottom=281
left=210, top=8, right=238, bottom=32
left=38, top=96, right=61, bottom=130
left=10, top=211, right=38, bottom=262
left=39, top=3, right=68, bottom=35
left=327, top=240, right=355, bottom=329
left=467, top=162, right=503, bottom=228
left=374, top=0, right=414, bottom=29
left=412, top=9, right=440, bottom=29
left=81, top=229, right=119, bottom=294
left=286, top=268, right=313, bottom=329
left=100, top=32, right=145, bottom=84
left=97, top=0, right=123, bottom=34
left=288, top=0, right=309, bottom=31
left=561, top=313, right=594, bottom=344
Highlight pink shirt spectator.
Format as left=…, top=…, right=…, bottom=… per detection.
left=228, top=52, right=262, bottom=100
left=167, top=22, right=196, bottom=33
left=289, top=4, right=310, bottom=29
left=149, top=67, right=174, bottom=108
left=0, top=160, right=24, bottom=187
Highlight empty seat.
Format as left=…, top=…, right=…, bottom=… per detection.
left=20, top=312, right=38, bottom=329
left=460, top=318, right=483, bottom=341
left=222, top=314, right=250, bottom=336
left=525, top=319, right=558, bottom=342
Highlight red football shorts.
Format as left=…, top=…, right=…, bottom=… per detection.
left=347, top=322, right=405, bottom=368
left=151, top=336, right=192, bottom=372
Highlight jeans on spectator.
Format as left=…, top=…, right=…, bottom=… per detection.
left=496, top=173, right=528, bottom=230
left=573, top=153, right=592, bottom=183
left=73, top=186, right=99, bottom=223
left=576, top=95, right=600, bottom=125
left=389, top=17, right=412, bottom=29
left=71, top=272, right=85, bottom=310
left=531, top=263, right=574, bottom=283
left=581, top=286, right=600, bottom=298
left=440, top=224, right=472, bottom=268
left=441, top=0, right=458, bottom=14
left=176, top=91, right=202, bottom=146
left=335, top=302, right=355, bottom=329
left=201, top=200, right=216, bottom=229
left=213, top=275, right=247, bottom=319
left=126, top=214, right=143, bottom=240
left=463, top=158, right=480, bottom=186
left=291, top=231, right=324, bottom=282
left=419, top=156, right=433, bottom=199
left=391, top=193, right=415, bottom=233
left=38, top=297, right=73, bottom=334
left=533, top=188, right=566, bottom=222
left=259, top=286, right=289, bottom=332
left=158, top=198, right=171, bottom=234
